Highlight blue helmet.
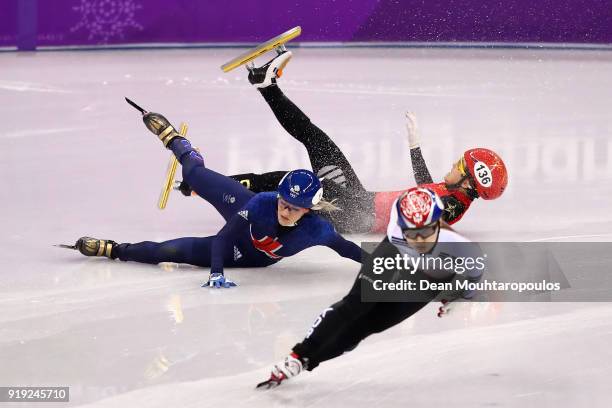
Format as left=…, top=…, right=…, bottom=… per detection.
left=277, top=169, right=323, bottom=209
left=396, top=187, right=444, bottom=230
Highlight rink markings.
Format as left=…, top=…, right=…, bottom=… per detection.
left=0, top=80, right=73, bottom=93
left=2, top=127, right=90, bottom=139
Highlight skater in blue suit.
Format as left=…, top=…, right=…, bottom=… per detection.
left=63, top=106, right=362, bottom=288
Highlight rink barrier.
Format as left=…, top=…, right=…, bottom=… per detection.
left=3, top=41, right=612, bottom=53
left=4, top=0, right=611, bottom=50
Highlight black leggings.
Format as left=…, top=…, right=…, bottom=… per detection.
left=230, top=85, right=376, bottom=233
left=292, top=279, right=431, bottom=370
left=293, top=270, right=435, bottom=370
left=262, top=85, right=365, bottom=190
left=292, top=240, right=440, bottom=370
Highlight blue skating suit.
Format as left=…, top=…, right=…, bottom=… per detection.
left=114, top=138, right=362, bottom=273
left=209, top=192, right=362, bottom=274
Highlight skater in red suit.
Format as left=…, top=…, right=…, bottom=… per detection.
left=178, top=51, right=509, bottom=233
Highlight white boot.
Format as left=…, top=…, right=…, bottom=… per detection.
left=256, top=353, right=303, bottom=389
left=247, top=50, right=293, bottom=89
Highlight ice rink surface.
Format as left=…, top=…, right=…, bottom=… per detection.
left=1, top=47, right=612, bottom=407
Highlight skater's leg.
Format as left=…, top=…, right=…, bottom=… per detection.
left=258, top=85, right=365, bottom=192
left=169, top=138, right=255, bottom=220
left=114, top=236, right=216, bottom=266
left=294, top=296, right=431, bottom=370
left=179, top=170, right=286, bottom=197
left=229, top=171, right=288, bottom=192
left=292, top=240, right=438, bottom=369
left=308, top=274, right=440, bottom=364
left=291, top=277, right=374, bottom=370
left=256, top=293, right=431, bottom=387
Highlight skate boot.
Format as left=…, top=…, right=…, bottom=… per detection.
left=124, top=98, right=183, bottom=148
left=58, top=237, right=119, bottom=259
left=142, top=111, right=182, bottom=148
left=256, top=353, right=304, bottom=390
left=247, top=49, right=292, bottom=89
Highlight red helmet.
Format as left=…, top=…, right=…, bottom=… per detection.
left=462, top=148, right=508, bottom=200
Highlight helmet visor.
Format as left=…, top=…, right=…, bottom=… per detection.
left=457, top=156, right=478, bottom=191
left=402, top=223, right=439, bottom=240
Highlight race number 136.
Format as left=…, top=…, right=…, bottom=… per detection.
left=473, top=162, right=492, bottom=186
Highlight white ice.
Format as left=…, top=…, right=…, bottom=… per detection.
left=1, top=48, right=612, bottom=407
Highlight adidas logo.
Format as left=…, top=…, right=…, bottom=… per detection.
left=238, top=210, right=248, bottom=220
left=233, top=246, right=242, bottom=261
left=317, top=165, right=347, bottom=187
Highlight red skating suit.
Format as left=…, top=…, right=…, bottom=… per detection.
left=372, top=182, right=474, bottom=233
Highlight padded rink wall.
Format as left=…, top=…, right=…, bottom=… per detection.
left=2, top=0, right=612, bottom=50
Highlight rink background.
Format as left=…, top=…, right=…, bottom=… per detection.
left=1, top=47, right=612, bottom=407
left=5, top=0, right=612, bottom=49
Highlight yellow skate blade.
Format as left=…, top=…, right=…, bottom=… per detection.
left=220, top=26, right=301, bottom=73
left=158, top=123, right=188, bottom=210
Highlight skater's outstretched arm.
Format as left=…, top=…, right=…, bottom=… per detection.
left=405, top=112, right=434, bottom=185
left=205, top=212, right=249, bottom=286
left=324, top=231, right=363, bottom=263
left=209, top=210, right=254, bottom=276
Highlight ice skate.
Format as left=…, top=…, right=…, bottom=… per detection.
left=220, top=26, right=300, bottom=72
left=125, top=97, right=182, bottom=148
left=57, top=237, right=118, bottom=259
left=142, top=111, right=182, bottom=147
left=256, top=353, right=303, bottom=390
left=247, top=50, right=292, bottom=89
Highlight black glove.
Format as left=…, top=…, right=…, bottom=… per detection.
left=176, top=180, right=193, bottom=197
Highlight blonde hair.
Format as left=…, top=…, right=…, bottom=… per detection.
left=312, top=198, right=341, bottom=212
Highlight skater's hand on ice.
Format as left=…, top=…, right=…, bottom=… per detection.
left=437, top=299, right=452, bottom=318
left=405, top=111, right=420, bottom=148
left=203, top=272, right=237, bottom=289
left=174, top=180, right=194, bottom=197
